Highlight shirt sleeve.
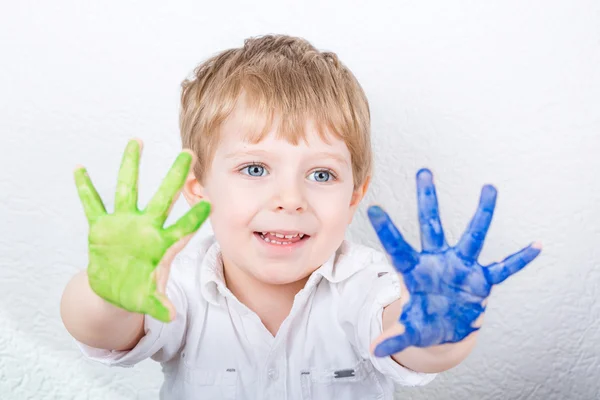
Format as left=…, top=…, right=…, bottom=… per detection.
left=338, top=257, right=437, bottom=387
left=74, top=269, right=189, bottom=368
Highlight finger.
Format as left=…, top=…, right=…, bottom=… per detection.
left=74, top=166, right=107, bottom=224
left=456, top=185, right=497, bottom=261
left=146, top=292, right=175, bottom=323
left=416, top=169, right=447, bottom=252
left=374, top=332, right=413, bottom=357
left=154, top=234, right=195, bottom=294
left=163, top=201, right=211, bottom=246
left=367, top=205, right=419, bottom=273
left=144, top=150, right=194, bottom=225
left=483, top=242, right=543, bottom=285
left=115, top=139, right=142, bottom=213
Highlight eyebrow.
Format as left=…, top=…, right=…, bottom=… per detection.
left=225, top=150, right=350, bottom=167
left=224, top=149, right=271, bottom=160
left=315, top=151, right=350, bottom=167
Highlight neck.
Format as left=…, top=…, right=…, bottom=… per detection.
left=222, top=258, right=309, bottom=337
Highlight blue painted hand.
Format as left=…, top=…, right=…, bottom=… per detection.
left=367, top=169, right=542, bottom=357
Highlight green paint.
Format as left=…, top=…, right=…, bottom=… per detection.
left=74, top=140, right=210, bottom=322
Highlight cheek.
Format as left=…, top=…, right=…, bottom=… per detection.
left=209, top=183, right=261, bottom=231
left=213, top=202, right=256, bottom=231
left=310, top=189, right=354, bottom=233
left=319, top=210, right=352, bottom=236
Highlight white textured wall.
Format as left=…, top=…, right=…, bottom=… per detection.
left=1, top=0, right=599, bottom=399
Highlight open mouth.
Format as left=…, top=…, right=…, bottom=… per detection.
left=253, top=231, right=311, bottom=246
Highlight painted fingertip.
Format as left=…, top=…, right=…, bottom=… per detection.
left=373, top=344, right=390, bottom=358
left=179, top=149, right=196, bottom=165
left=130, top=138, right=144, bottom=150
left=482, top=184, right=497, bottom=196
left=73, top=166, right=89, bottom=179
left=126, top=138, right=141, bottom=149
left=531, top=241, right=543, bottom=250
left=416, top=168, right=433, bottom=179
left=367, top=205, right=385, bottom=219
left=197, top=200, right=211, bottom=213
left=176, top=150, right=194, bottom=165
left=181, top=148, right=195, bottom=158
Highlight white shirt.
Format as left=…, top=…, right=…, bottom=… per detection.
left=77, top=236, right=436, bottom=399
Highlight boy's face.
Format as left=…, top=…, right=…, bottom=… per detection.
left=184, top=97, right=369, bottom=286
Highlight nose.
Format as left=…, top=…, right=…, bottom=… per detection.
left=273, top=178, right=307, bottom=213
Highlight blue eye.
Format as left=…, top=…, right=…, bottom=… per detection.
left=308, top=170, right=335, bottom=182
left=241, top=164, right=267, bottom=177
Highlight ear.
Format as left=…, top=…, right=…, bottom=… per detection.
left=182, top=168, right=209, bottom=207
left=348, top=175, right=371, bottom=223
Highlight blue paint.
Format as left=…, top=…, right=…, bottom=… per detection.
left=368, top=169, right=542, bottom=358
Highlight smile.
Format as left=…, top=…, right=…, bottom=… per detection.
left=254, top=231, right=310, bottom=246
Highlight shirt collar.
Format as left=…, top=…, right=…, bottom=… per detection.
left=198, top=236, right=227, bottom=306
left=311, top=240, right=384, bottom=282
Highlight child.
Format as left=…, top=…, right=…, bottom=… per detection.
left=61, top=34, right=542, bottom=399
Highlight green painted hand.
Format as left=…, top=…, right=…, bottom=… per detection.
left=74, top=139, right=210, bottom=322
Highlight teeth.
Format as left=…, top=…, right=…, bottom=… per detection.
left=263, top=232, right=302, bottom=239
left=258, top=232, right=301, bottom=246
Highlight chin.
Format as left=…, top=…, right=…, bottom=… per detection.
left=253, top=267, right=311, bottom=286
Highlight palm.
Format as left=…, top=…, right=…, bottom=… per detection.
left=74, top=140, right=210, bottom=322
left=368, top=169, right=541, bottom=357
left=87, top=214, right=170, bottom=318
left=397, top=251, right=490, bottom=348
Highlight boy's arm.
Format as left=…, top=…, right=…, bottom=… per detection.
left=60, top=270, right=145, bottom=351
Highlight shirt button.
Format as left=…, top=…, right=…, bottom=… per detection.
left=267, top=368, right=279, bottom=380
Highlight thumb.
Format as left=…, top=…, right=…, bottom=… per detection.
left=371, top=291, right=410, bottom=356
left=150, top=233, right=195, bottom=322
left=152, top=292, right=177, bottom=322
left=371, top=322, right=406, bottom=355
left=154, top=233, right=195, bottom=295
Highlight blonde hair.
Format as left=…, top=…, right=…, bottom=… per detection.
left=179, top=34, right=372, bottom=189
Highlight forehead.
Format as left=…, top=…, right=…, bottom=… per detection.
left=216, top=93, right=351, bottom=157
